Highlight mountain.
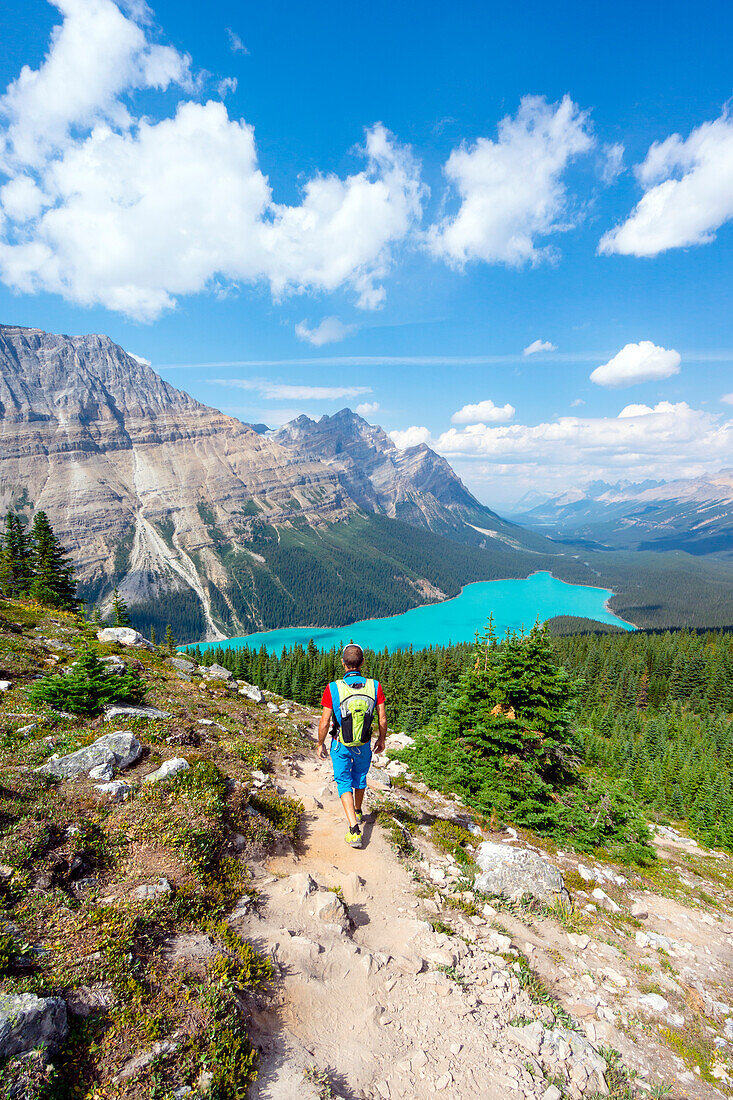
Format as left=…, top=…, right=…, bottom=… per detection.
left=0, top=324, right=548, bottom=641
left=513, top=471, right=733, bottom=556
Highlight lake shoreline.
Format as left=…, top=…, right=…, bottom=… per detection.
left=192, top=571, right=635, bottom=654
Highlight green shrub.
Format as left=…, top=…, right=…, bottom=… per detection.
left=248, top=791, right=302, bottom=842
left=28, top=647, right=145, bottom=716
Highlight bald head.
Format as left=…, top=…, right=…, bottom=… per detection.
left=342, top=643, right=364, bottom=670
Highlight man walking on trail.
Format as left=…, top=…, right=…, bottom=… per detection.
left=317, top=643, right=387, bottom=848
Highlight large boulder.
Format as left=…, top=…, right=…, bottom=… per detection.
left=96, top=627, right=155, bottom=650
left=202, top=663, right=232, bottom=681
left=167, top=656, right=197, bottom=674
left=37, top=732, right=141, bottom=779
left=104, top=704, right=171, bottom=721
left=0, top=992, right=68, bottom=1058
left=474, top=841, right=569, bottom=904
left=143, top=758, right=189, bottom=784
left=238, top=682, right=264, bottom=703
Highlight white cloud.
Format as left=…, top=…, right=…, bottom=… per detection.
left=0, top=4, right=424, bottom=320
left=523, top=338, right=557, bottom=356
left=599, top=110, right=733, bottom=256
left=0, top=0, right=191, bottom=171
left=427, top=95, right=593, bottom=267
left=600, top=142, right=624, bottom=184
left=451, top=399, right=515, bottom=424
left=356, top=401, right=380, bottom=417
left=295, top=316, right=355, bottom=346
left=434, top=402, right=732, bottom=483
left=127, top=351, right=150, bottom=365
left=721, top=393, right=733, bottom=405
left=217, top=77, right=237, bottom=98
left=226, top=28, right=249, bottom=54
left=570, top=398, right=585, bottom=407
left=590, top=341, right=681, bottom=387
left=215, top=378, right=371, bottom=401
left=389, top=425, right=431, bottom=450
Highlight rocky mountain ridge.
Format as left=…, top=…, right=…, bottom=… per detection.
left=0, top=324, right=541, bottom=641
left=514, top=470, right=733, bottom=557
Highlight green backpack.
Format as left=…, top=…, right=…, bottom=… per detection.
left=331, top=678, right=378, bottom=747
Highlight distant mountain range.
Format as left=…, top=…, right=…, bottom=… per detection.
left=512, top=471, right=733, bottom=557
left=0, top=324, right=547, bottom=641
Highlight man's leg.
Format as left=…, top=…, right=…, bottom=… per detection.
left=354, top=788, right=365, bottom=813
left=339, top=790, right=358, bottom=828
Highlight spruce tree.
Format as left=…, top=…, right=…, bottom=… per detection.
left=165, top=624, right=175, bottom=653
left=111, top=587, right=132, bottom=627
left=28, top=511, right=77, bottom=609
left=0, top=513, right=32, bottom=596
left=150, top=624, right=156, bottom=646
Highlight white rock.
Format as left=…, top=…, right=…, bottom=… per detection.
left=143, top=758, right=189, bottom=783
left=104, top=704, right=172, bottom=721
left=37, top=732, right=141, bottom=779
left=0, top=992, right=68, bottom=1057
left=202, top=663, right=232, bottom=681
left=0, top=681, right=11, bottom=693
left=313, top=891, right=349, bottom=930
left=387, top=732, right=415, bottom=749
left=131, top=878, right=172, bottom=901
left=266, top=702, right=279, bottom=713
left=475, top=841, right=569, bottom=903
left=638, top=993, right=669, bottom=1012
left=238, top=682, right=264, bottom=703
left=96, top=627, right=154, bottom=650
left=630, top=900, right=649, bottom=920
left=591, top=887, right=621, bottom=913
left=88, top=762, right=115, bottom=782
left=94, top=780, right=131, bottom=802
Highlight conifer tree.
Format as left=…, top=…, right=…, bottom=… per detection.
left=0, top=513, right=32, bottom=596
left=111, top=587, right=131, bottom=627
left=150, top=624, right=156, bottom=646
left=28, top=511, right=77, bottom=609
left=165, top=624, right=175, bottom=653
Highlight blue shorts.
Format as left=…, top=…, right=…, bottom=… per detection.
left=331, top=739, right=372, bottom=796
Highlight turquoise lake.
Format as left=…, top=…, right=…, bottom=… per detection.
left=196, top=571, right=634, bottom=655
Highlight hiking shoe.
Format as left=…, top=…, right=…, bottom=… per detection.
left=345, top=826, right=362, bottom=848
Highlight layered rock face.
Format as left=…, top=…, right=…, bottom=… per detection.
left=275, top=408, right=496, bottom=532
left=0, top=325, right=350, bottom=634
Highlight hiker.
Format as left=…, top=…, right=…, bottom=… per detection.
left=316, top=643, right=387, bottom=848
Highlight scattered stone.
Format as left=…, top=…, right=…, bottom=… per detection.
left=143, top=758, right=189, bottom=783
left=630, top=900, right=649, bottom=920
left=202, top=663, right=232, bottom=681
left=0, top=993, right=68, bottom=1058
left=266, top=702, right=279, bottom=713
left=387, top=732, right=415, bottom=749
left=115, top=1040, right=179, bottom=1081
left=543, top=1087, right=562, bottom=1100
left=168, top=657, right=196, bottom=673
left=66, top=984, right=114, bottom=1018
left=131, top=878, right=172, bottom=901
left=301, top=795, right=323, bottom=811
left=289, top=873, right=319, bottom=901
left=104, top=704, right=172, bottom=721
left=37, top=732, right=141, bottom=779
left=367, top=774, right=392, bottom=792
left=94, top=780, right=132, bottom=802
left=509, top=1020, right=544, bottom=1056
left=394, top=954, right=425, bottom=974
left=638, top=993, right=669, bottom=1012
left=474, top=841, right=570, bottom=904
left=238, top=682, right=264, bottom=703
left=313, top=891, right=350, bottom=931
left=96, top=627, right=155, bottom=650
left=591, top=887, right=621, bottom=913
left=567, top=933, right=590, bottom=950
left=0, top=680, right=12, bottom=693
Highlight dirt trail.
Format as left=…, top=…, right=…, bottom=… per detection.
left=239, top=725, right=577, bottom=1100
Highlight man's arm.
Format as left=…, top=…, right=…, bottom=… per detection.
left=317, top=707, right=332, bottom=759
left=374, top=701, right=387, bottom=753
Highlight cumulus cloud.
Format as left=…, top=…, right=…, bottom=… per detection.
left=599, top=110, right=733, bottom=256
left=570, top=398, right=585, bottom=407
left=434, top=402, right=732, bottom=484
left=295, top=317, right=355, bottom=346
left=523, top=338, right=557, bottom=356
left=427, top=95, right=593, bottom=267
left=389, top=426, right=431, bottom=450
left=0, top=3, right=423, bottom=320
left=356, top=401, right=380, bottom=417
left=589, top=341, right=681, bottom=387
left=722, top=393, right=733, bottom=406
left=451, top=399, right=515, bottom=424
left=215, top=378, right=371, bottom=401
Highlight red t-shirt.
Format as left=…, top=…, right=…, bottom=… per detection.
left=321, top=677, right=385, bottom=710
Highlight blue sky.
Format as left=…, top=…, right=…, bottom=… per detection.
left=0, top=0, right=731, bottom=506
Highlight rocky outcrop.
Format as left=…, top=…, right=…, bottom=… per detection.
left=0, top=992, right=68, bottom=1058
left=474, top=840, right=570, bottom=903
left=37, top=732, right=141, bottom=779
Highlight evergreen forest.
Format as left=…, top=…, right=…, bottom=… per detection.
left=189, top=624, right=733, bottom=855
